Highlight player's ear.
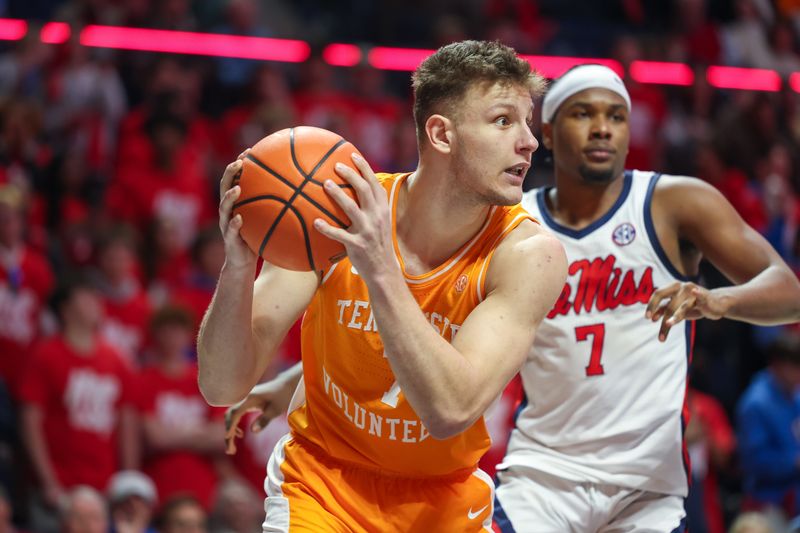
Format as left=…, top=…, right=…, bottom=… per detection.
left=541, top=122, right=554, bottom=150
left=425, top=114, right=453, bottom=155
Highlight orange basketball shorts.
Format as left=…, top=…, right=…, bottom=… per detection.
left=261, top=434, right=495, bottom=532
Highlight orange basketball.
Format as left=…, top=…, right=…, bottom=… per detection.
left=232, top=126, right=362, bottom=272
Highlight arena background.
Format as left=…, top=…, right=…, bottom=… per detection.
left=0, top=0, right=799, bottom=532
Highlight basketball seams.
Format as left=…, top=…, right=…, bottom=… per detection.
left=251, top=198, right=315, bottom=271
left=251, top=130, right=345, bottom=269
left=233, top=127, right=362, bottom=272
left=290, top=128, right=349, bottom=186
left=243, top=154, right=352, bottom=229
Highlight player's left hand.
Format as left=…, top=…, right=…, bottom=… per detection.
left=645, top=282, right=729, bottom=341
left=314, top=153, right=396, bottom=280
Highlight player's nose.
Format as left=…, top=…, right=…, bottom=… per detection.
left=518, top=125, right=539, bottom=154
left=589, top=117, right=612, bottom=139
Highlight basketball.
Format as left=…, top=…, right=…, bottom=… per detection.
left=232, top=126, right=363, bottom=272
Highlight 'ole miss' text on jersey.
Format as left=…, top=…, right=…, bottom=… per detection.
left=501, top=170, right=694, bottom=497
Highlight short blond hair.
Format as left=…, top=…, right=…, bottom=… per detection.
left=411, top=40, right=546, bottom=141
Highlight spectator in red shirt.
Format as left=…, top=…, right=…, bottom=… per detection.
left=106, top=111, right=215, bottom=252
left=136, top=306, right=227, bottom=510
left=92, top=226, right=152, bottom=367
left=0, top=184, right=54, bottom=398
left=18, top=274, right=137, bottom=528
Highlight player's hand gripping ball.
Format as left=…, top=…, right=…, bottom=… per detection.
left=233, top=126, right=363, bottom=272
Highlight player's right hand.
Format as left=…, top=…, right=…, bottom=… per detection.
left=219, top=150, right=257, bottom=269
left=223, top=377, right=294, bottom=455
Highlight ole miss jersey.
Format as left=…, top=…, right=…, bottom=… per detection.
left=500, top=170, right=694, bottom=496
left=287, top=172, right=533, bottom=477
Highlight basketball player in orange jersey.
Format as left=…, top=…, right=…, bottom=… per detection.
left=197, top=40, right=567, bottom=532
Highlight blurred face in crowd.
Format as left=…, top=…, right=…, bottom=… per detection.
left=449, top=80, right=537, bottom=207
left=111, top=495, right=154, bottom=532
left=154, top=322, right=192, bottom=359
left=63, top=491, right=108, bottom=533
left=152, top=123, right=185, bottom=168
left=99, top=241, right=137, bottom=284
left=196, top=237, right=225, bottom=278
left=63, top=287, right=104, bottom=331
left=162, top=501, right=207, bottom=533
left=544, top=88, right=630, bottom=184
left=774, top=360, right=800, bottom=393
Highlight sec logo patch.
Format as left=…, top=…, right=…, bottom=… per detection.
left=612, top=223, right=636, bottom=246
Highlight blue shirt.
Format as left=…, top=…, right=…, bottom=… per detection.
left=736, top=369, right=800, bottom=510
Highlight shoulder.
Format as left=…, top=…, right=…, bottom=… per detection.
left=649, top=173, right=737, bottom=230
left=486, top=220, right=567, bottom=293
left=651, top=173, right=726, bottom=207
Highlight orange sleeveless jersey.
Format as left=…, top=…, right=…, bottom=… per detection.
left=288, top=172, right=535, bottom=477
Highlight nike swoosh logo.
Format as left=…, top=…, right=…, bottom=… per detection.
left=467, top=505, right=488, bottom=520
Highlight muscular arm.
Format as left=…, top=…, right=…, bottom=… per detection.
left=197, top=157, right=318, bottom=407
left=197, top=263, right=317, bottom=406
left=365, top=223, right=566, bottom=439
left=650, top=177, right=800, bottom=331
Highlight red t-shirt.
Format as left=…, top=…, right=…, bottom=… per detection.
left=136, top=363, right=224, bottom=510
left=0, top=248, right=54, bottom=396
left=101, top=289, right=152, bottom=366
left=17, top=336, right=132, bottom=489
left=106, top=158, right=215, bottom=248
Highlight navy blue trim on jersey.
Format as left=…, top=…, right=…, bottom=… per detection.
left=671, top=515, right=688, bottom=533
left=535, top=171, right=633, bottom=239
left=681, top=320, right=696, bottom=491
left=493, top=495, right=518, bottom=533
left=512, top=391, right=528, bottom=426
left=643, top=173, right=693, bottom=282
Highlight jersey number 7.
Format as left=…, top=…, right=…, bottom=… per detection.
left=575, top=324, right=605, bottom=376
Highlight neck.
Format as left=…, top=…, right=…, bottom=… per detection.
left=64, top=325, right=96, bottom=354
left=548, top=169, right=626, bottom=229
left=395, top=161, right=491, bottom=275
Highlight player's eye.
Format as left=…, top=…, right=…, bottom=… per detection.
left=495, top=116, right=510, bottom=126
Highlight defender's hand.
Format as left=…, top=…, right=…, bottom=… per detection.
left=313, top=153, right=397, bottom=281
left=219, top=150, right=257, bottom=269
left=645, top=282, right=729, bottom=341
left=224, top=378, right=294, bottom=455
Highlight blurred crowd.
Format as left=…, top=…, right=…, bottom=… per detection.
left=0, top=0, right=799, bottom=531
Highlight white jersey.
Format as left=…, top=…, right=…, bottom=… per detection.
left=500, top=170, right=693, bottom=497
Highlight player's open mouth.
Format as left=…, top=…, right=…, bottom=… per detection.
left=504, top=163, right=529, bottom=177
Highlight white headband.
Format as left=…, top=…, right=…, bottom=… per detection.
left=541, top=64, right=631, bottom=124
